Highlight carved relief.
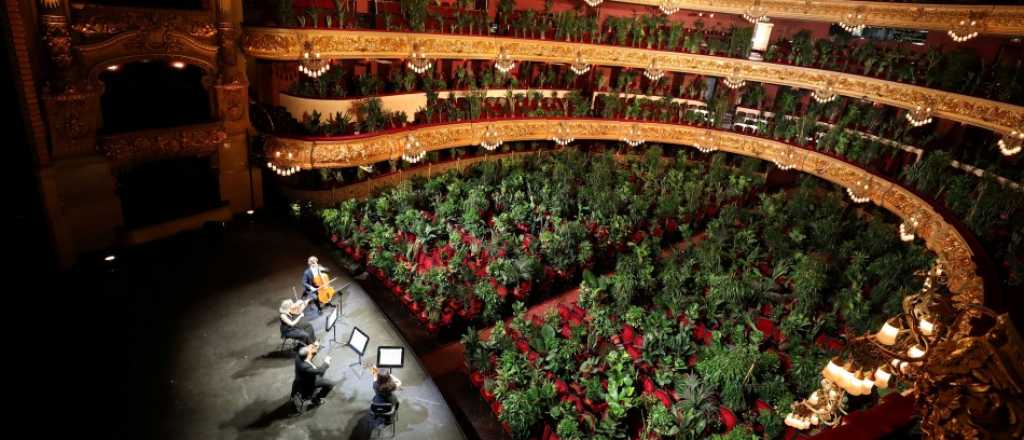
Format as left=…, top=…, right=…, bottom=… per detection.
left=70, top=5, right=216, bottom=43
left=614, top=0, right=1024, bottom=36
left=99, top=123, right=227, bottom=167
left=42, top=82, right=104, bottom=160
left=41, top=15, right=72, bottom=69
left=240, top=29, right=1024, bottom=136
left=263, top=119, right=985, bottom=307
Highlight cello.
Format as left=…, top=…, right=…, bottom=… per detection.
left=313, top=269, right=338, bottom=305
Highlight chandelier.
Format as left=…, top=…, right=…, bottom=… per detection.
left=948, top=17, right=981, bottom=43
left=494, top=47, right=515, bottom=74
left=997, top=129, right=1023, bottom=156
left=787, top=262, right=1024, bottom=438
left=400, top=134, right=426, bottom=163
left=811, top=82, right=838, bottom=104
left=583, top=0, right=602, bottom=7
left=693, top=130, right=717, bottom=153
left=899, top=214, right=920, bottom=242
left=407, top=43, right=432, bottom=74
left=643, top=59, right=665, bottom=82
left=551, top=122, right=575, bottom=146
left=838, top=8, right=867, bottom=34
left=846, top=178, right=872, bottom=204
left=570, top=51, right=590, bottom=75
left=480, top=124, right=503, bottom=150
left=620, top=124, right=645, bottom=147
left=268, top=151, right=300, bottom=176
left=298, top=41, right=330, bottom=78
left=742, top=2, right=769, bottom=24
left=358, top=164, right=375, bottom=173
left=905, top=104, right=933, bottom=127
left=722, top=68, right=746, bottom=90
left=658, top=0, right=681, bottom=15
left=772, top=148, right=798, bottom=170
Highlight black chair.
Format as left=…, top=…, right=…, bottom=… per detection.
left=279, top=332, right=305, bottom=352
left=370, top=401, right=397, bottom=439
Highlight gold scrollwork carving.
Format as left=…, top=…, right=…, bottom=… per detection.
left=264, top=119, right=983, bottom=307
left=99, top=123, right=227, bottom=167
left=614, top=0, right=1024, bottom=36
left=240, top=29, right=1024, bottom=136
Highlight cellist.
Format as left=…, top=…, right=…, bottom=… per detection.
left=302, top=256, right=335, bottom=311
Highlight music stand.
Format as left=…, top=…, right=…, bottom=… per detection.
left=376, top=346, right=405, bottom=374
left=347, top=326, right=370, bottom=377
left=325, top=307, right=341, bottom=345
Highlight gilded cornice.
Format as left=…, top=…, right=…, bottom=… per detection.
left=616, top=0, right=1024, bottom=36
left=264, top=118, right=983, bottom=306
left=240, top=29, right=1024, bottom=135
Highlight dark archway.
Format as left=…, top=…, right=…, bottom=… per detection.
left=99, top=61, right=213, bottom=134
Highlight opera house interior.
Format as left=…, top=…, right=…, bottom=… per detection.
left=5, top=0, right=1023, bottom=438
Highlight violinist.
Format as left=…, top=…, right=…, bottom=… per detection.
left=295, top=342, right=333, bottom=406
left=280, top=298, right=317, bottom=345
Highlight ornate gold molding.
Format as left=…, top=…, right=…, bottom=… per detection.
left=70, top=4, right=216, bottom=43
left=99, top=122, right=227, bottom=167
left=240, top=29, right=1024, bottom=135
left=281, top=152, right=530, bottom=206
left=264, top=119, right=983, bottom=306
left=615, top=0, right=1024, bottom=36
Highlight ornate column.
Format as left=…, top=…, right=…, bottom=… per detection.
left=37, top=0, right=122, bottom=266
left=213, top=0, right=260, bottom=212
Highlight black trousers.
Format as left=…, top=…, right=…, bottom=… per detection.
left=312, top=377, right=333, bottom=400
left=283, top=325, right=315, bottom=344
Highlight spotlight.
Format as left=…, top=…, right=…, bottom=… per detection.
left=104, top=255, right=117, bottom=262
left=171, top=61, right=186, bottom=69
left=106, top=65, right=119, bottom=72
left=246, top=210, right=255, bottom=215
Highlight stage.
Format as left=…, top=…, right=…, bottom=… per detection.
left=72, top=217, right=466, bottom=440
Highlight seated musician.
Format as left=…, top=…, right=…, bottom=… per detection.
left=302, top=256, right=333, bottom=311
left=294, top=342, right=333, bottom=406
left=279, top=299, right=316, bottom=345
left=371, top=367, right=402, bottom=411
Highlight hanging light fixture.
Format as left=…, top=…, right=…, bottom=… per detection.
left=905, top=104, right=933, bottom=127
left=298, top=41, right=330, bottom=78
left=643, top=58, right=665, bottom=82
left=620, top=124, right=645, bottom=147
left=948, top=16, right=981, bottom=43
left=658, top=0, right=681, bottom=15
left=480, top=124, right=503, bottom=151
left=268, top=151, right=300, bottom=176
left=847, top=177, right=872, bottom=203
left=570, top=51, right=590, bottom=75
left=401, top=134, right=426, bottom=163
left=494, top=47, right=515, bottom=74
left=899, top=214, right=921, bottom=242
left=407, top=43, right=432, bottom=74
left=742, top=1, right=769, bottom=24
left=812, top=81, right=838, bottom=104
left=693, top=130, right=717, bottom=153
left=773, top=148, right=798, bottom=170
left=551, top=121, right=575, bottom=146
left=583, top=0, right=603, bottom=7
left=997, top=129, right=1023, bottom=156
left=722, top=68, right=746, bottom=90
left=838, top=8, right=867, bottom=34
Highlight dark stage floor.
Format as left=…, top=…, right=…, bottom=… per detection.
left=62, top=216, right=465, bottom=439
